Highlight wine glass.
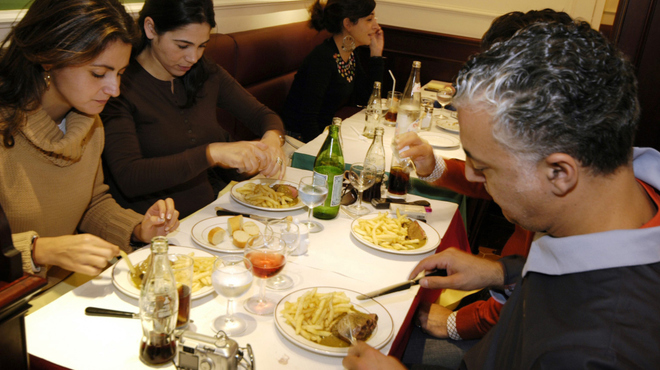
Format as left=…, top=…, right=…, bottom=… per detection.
left=243, top=234, right=286, bottom=315
left=211, top=255, right=253, bottom=336
left=264, top=220, right=299, bottom=290
left=436, top=86, right=455, bottom=118
left=298, top=176, right=328, bottom=233
left=346, top=162, right=377, bottom=216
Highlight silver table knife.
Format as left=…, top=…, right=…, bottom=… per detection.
left=215, top=207, right=281, bottom=222
left=356, top=269, right=447, bottom=300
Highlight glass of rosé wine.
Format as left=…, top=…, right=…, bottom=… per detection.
left=243, top=234, right=286, bottom=315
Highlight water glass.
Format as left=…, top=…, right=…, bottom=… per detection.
left=346, top=162, right=377, bottom=215
left=264, top=220, right=299, bottom=290
left=211, top=256, right=253, bottom=335
left=298, top=176, right=328, bottom=233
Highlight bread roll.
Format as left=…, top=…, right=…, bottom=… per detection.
left=227, top=215, right=243, bottom=234
left=232, top=230, right=250, bottom=248
left=242, top=221, right=260, bottom=236
left=208, top=227, right=226, bottom=245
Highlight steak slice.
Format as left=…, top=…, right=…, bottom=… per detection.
left=332, top=312, right=378, bottom=343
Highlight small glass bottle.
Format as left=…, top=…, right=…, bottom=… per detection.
left=139, top=236, right=178, bottom=365
left=363, top=127, right=385, bottom=202
left=313, top=118, right=345, bottom=220
left=395, top=61, right=422, bottom=136
left=363, top=81, right=382, bottom=139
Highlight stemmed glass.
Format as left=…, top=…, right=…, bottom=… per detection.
left=298, top=176, right=328, bottom=233
left=436, top=86, right=455, bottom=118
left=346, top=162, right=377, bottom=216
left=264, top=220, right=299, bottom=290
left=243, top=234, right=286, bottom=315
left=211, top=255, right=253, bottom=336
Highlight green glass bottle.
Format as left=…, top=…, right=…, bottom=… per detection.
left=313, top=118, right=345, bottom=219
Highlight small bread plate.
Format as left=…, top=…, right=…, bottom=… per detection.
left=112, top=245, right=214, bottom=300
left=350, top=214, right=441, bottom=255
left=418, top=131, right=461, bottom=149
left=191, top=216, right=266, bottom=253
left=230, top=178, right=304, bottom=212
left=434, top=115, right=460, bottom=134
left=274, top=286, right=394, bottom=356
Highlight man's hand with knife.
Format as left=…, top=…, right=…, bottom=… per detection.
left=342, top=247, right=505, bottom=370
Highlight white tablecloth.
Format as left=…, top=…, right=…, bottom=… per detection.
left=293, top=90, right=466, bottom=169
left=26, top=167, right=459, bottom=370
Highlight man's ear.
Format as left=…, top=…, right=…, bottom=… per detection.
left=144, top=17, right=156, bottom=39
left=544, top=153, right=578, bottom=196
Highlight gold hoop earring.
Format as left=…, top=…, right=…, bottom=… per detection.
left=341, top=35, right=356, bottom=52
left=44, top=70, right=51, bottom=90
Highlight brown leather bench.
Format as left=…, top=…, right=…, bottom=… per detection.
left=205, top=21, right=330, bottom=141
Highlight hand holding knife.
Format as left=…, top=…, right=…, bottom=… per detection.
left=356, top=269, right=447, bottom=300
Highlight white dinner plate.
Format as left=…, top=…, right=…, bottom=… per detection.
left=434, top=116, right=460, bottom=134
left=191, top=216, right=266, bottom=253
left=230, top=178, right=304, bottom=212
left=274, top=287, right=394, bottom=357
left=418, top=131, right=461, bottom=149
left=111, top=245, right=215, bottom=300
left=350, top=214, right=441, bottom=255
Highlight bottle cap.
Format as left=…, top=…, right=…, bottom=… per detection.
left=413, top=61, right=421, bottom=68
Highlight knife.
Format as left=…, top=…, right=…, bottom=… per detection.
left=214, top=207, right=280, bottom=222
left=356, top=269, right=447, bottom=300
left=85, top=307, right=139, bottom=319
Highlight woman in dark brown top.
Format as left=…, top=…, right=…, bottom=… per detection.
left=101, top=0, right=286, bottom=218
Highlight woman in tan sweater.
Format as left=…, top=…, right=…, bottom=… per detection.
left=0, top=0, right=179, bottom=279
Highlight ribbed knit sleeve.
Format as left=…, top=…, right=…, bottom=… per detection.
left=12, top=231, right=39, bottom=275
left=78, top=159, right=143, bottom=252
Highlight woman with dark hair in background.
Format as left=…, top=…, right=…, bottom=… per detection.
left=282, top=0, right=385, bottom=142
left=101, top=0, right=286, bottom=218
left=0, top=0, right=179, bottom=280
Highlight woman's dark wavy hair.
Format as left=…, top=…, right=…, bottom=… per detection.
left=0, top=0, right=139, bottom=148
left=137, top=0, right=216, bottom=109
left=454, top=21, right=640, bottom=175
left=309, top=0, right=376, bottom=34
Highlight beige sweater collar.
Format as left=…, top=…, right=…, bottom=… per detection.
left=20, top=109, right=97, bottom=166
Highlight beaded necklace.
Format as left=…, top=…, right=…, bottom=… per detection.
left=334, top=52, right=355, bottom=83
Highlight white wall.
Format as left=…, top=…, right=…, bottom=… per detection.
left=0, top=0, right=609, bottom=42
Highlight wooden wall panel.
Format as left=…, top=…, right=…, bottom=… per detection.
left=612, top=0, right=660, bottom=151
left=378, top=25, right=481, bottom=93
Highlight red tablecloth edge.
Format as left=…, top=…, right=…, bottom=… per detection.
left=388, top=210, right=470, bottom=359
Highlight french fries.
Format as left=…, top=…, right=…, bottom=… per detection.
left=129, top=253, right=214, bottom=293
left=280, top=288, right=356, bottom=343
left=352, top=210, right=426, bottom=251
left=236, top=183, right=297, bottom=209
left=186, top=254, right=215, bottom=293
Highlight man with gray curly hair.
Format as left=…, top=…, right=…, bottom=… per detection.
left=344, top=20, right=660, bottom=370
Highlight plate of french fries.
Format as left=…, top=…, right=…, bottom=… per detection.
left=112, top=246, right=215, bottom=300
left=230, top=178, right=303, bottom=211
left=274, top=287, right=393, bottom=356
left=350, top=211, right=441, bottom=255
